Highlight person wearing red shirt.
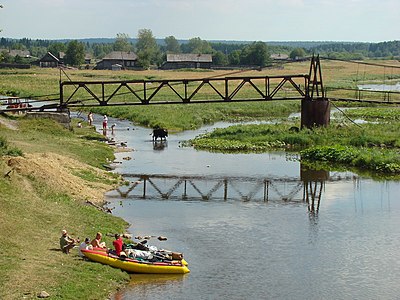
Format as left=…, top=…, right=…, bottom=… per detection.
left=113, top=233, right=124, bottom=256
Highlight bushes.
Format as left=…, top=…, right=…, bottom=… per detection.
left=300, top=145, right=400, bottom=174
left=0, top=136, right=22, bottom=156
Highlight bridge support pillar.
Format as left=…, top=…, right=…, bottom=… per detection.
left=301, top=99, right=330, bottom=128
left=301, top=54, right=330, bottom=128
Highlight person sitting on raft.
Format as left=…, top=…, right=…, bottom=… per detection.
left=60, top=229, right=78, bottom=254
left=91, top=232, right=106, bottom=249
left=112, top=234, right=124, bottom=256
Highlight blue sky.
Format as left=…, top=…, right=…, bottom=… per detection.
left=1, top=0, right=399, bottom=42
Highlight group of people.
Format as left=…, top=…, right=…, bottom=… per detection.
left=88, top=112, right=116, bottom=136
left=59, top=230, right=107, bottom=256
left=60, top=229, right=184, bottom=263
left=59, top=230, right=147, bottom=256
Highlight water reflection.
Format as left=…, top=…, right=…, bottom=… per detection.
left=153, top=140, right=167, bottom=151
left=113, top=274, right=187, bottom=300
left=107, top=166, right=357, bottom=215
left=358, top=82, right=400, bottom=91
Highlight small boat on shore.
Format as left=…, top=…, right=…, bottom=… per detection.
left=82, top=249, right=190, bottom=274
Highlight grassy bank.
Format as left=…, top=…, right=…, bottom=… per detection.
left=188, top=107, right=400, bottom=175
left=90, top=101, right=300, bottom=131
left=300, top=145, right=400, bottom=174
left=0, top=116, right=130, bottom=299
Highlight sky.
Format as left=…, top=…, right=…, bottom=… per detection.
left=0, top=0, right=399, bottom=42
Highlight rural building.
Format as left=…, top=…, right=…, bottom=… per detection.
left=270, top=53, right=289, bottom=60
left=84, top=54, right=92, bottom=65
left=94, top=51, right=138, bottom=70
left=0, top=49, right=31, bottom=58
left=38, top=52, right=63, bottom=68
left=160, top=54, right=213, bottom=70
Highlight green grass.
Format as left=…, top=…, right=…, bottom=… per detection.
left=0, top=173, right=129, bottom=299
left=1, top=117, right=114, bottom=169
left=0, top=116, right=130, bottom=299
left=300, top=145, right=400, bottom=175
left=188, top=107, right=400, bottom=174
left=90, top=101, right=300, bottom=131
left=339, top=107, right=400, bottom=121
left=73, top=169, right=119, bottom=185
left=190, top=121, right=400, bottom=150
left=0, top=136, right=23, bottom=156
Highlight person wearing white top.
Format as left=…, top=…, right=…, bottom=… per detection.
left=78, top=237, right=93, bottom=257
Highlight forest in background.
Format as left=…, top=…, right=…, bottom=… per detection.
left=0, top=33, right=399, bottom=68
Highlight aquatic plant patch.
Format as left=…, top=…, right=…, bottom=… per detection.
left=300, top=145, right=400, bottom=174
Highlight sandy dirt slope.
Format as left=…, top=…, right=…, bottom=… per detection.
left=5, top=152, right=114, bottom=203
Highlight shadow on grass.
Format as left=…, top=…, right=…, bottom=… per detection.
left=49, top=248, right=62, bottom=252
left=81, top=135, right=108, bottom=142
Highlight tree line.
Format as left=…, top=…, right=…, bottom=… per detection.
left=1, top=28, right=399, bottom=68
left=309, top=41, right=400, bottom=60
left=0, top=29, right=274, bottom=68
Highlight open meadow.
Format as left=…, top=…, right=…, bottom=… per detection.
left=1, top=59, right=400, bottom=129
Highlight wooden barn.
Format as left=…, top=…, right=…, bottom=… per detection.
left=94, top=51, right=138, bottom=70
left=38, top=52, right=63, bottom=68
left=160, top=54, right=212, bottom=70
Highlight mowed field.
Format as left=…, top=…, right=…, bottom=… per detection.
left=1, top=59, right=399, bottom=99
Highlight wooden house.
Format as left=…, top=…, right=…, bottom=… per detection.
left=38, top=52, right=63, bottom=68
left=94, top=51, right=138, bottom=70
left=160, top=54, right=212, bottom=70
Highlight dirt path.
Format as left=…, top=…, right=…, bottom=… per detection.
left=0, top=115, right=18, bottom=130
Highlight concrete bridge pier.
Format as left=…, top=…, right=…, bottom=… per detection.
left=300, top=99, right=330, bottom=128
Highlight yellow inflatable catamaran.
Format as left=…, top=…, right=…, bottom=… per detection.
left=82, top=249, right=190, bottom=274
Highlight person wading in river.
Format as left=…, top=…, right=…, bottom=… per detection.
left=87, top=111, right=94, bottom=126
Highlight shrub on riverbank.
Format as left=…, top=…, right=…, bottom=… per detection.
left=300, top=146, right=400, bottom=174
left=0, top=136, right=22, bottom=156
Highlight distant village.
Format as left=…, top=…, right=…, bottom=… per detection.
left=0, top=49, right=289, bottom=71
left=0, top=33, right=322, bottom=71
left=35, top=51, right=218, bottom=71
left=0, top=34, right=398, bottom=71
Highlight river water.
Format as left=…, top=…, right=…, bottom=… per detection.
left=92, top=117, right=400, bottom=300
left=358, top=82, right=400, bottom=91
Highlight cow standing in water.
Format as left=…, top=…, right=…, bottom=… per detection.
left=152, top=128, right=168, bottom=141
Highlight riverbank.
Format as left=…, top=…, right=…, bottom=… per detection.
left=0, top=115, right=131, bottom=299
left=187, top=107, right=400, bottom=176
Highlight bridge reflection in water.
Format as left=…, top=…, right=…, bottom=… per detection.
left=107, top=167, right=357, bottom=213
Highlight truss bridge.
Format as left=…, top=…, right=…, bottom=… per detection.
left=2, top=56, right=399, bottom=127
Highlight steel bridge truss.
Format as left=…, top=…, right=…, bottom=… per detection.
left=59, top=74, right=309, bottom=108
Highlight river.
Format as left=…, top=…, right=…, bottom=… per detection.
left=91, top=116, right=400, bottom=300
